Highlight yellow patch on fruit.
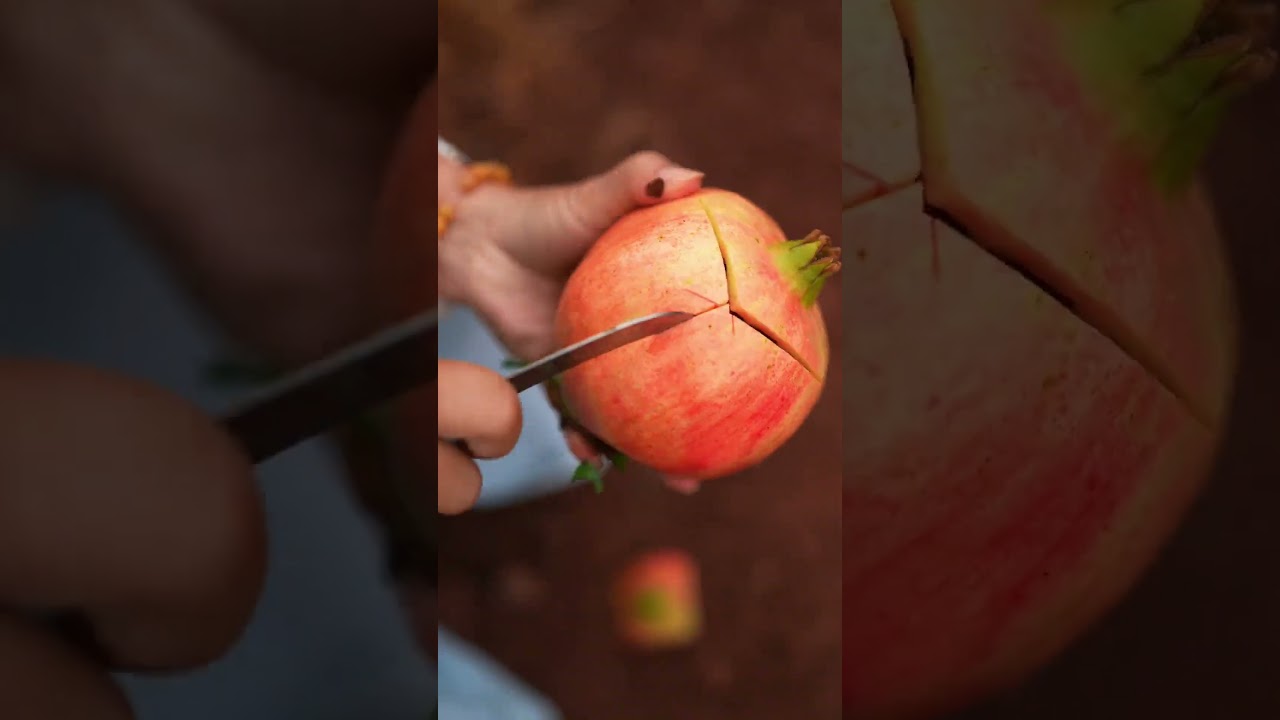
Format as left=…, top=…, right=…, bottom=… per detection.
left=612, top=549, right=702, bottom=650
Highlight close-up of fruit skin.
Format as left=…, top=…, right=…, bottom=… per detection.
left=843, top=0, right=1274, bottom=718
left=554, top=188, right=837, bottom=481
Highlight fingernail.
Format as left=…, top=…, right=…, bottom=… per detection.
left=656, top=167, right=705, bottom=195
left=645, top=168, right=704, bottom=200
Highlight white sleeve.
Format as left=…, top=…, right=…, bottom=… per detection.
left=435, top=137, right=468, bottom=319
left=437, top=137, right=470, bottom=164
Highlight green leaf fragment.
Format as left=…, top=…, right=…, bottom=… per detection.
left=609, top=451, right=630, bottom=472
left=572, top=461, right=605, bottom=493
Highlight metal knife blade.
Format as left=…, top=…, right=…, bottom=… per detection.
left=505, top=310, right=694, bottom=392
left=221, top=308, right=441, bottom=463
left=221, top=308, right=695, bottom=464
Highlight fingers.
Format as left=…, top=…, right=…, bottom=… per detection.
left=437, top=360, right=523, bottom=514
left=564, top=427, right=604, bottom=465
left=437, top=360, right=523, bottom=457
left=557, top=151, right=705, bottom=240
left=0, top=613, right=132, bottom=720
left=562, top=417, right=702, bottom=494
left=451, top=151, right=705, bottom=279
left=564, top=427, right=703, bottom=494
left=437, top=439, right=482, bottom=515
left=0, top=359, right=267, bottom=671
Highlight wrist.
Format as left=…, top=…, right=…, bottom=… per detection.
left=436, top=137, right=514, bottom=307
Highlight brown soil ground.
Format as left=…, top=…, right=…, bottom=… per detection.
left=438, top=1, right=1280, bottom=718
left=436, top=1, right=842, bottom=719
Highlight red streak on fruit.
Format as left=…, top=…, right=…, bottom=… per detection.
left=555, top=189, right=831, bottom=480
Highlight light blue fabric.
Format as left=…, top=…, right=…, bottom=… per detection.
left=0, top=191, right=440, bottom=719
left=0, top=187, right=573, bottom=719
left=434, top=305, right=579, bottom=718
left=436, top=629, right=561, bottom=720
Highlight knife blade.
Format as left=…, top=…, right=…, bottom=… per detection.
left=504, top=310, right=694, bottom=392
left=221, top=308, right=695, bottom=463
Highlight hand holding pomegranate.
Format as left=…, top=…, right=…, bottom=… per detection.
left=436, top=149, right=710, bottom=488
left=435, top=134, right=841, bottom=496
left=437, top=149, right=706, bottom=361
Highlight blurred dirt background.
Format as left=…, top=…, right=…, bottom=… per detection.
left=436, top=1, right=842, bottom=719
left=437, top=0, right=1280, bottom=718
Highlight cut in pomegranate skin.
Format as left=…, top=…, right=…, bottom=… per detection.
left=554, top=189, right=835, bottom=481
left=843, top=0, right=1274, bottom=717
left=844, top=185, right=1214, bottom=718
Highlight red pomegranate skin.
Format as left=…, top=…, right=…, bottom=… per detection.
left=554, top=188, right=833, bottom=480
left=841, top=0, right=1267, bottom=716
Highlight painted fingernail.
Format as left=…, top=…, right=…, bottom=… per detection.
left=644, top=168, right=704, bottom=200
left=656, top=167, right=706, bottom=195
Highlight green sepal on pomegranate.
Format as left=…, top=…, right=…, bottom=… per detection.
left=772, top=230, right=841, bottom=308
left=1052, top=0, right=1276, bottom=190
left=552, top=188, right=834, bottom=481
left=570, top=451, right=627, bottom=494
left=571, top=461, right=605, bottom=492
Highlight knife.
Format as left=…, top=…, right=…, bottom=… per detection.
left=221, top=308, right=695, bottom=463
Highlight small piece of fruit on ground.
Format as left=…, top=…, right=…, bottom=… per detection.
left=612, top=548, right=703, bottom=650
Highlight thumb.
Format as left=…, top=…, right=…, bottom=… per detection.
left=559, top=151, right=705, bottom=239
left=0, top=359, right=265, bottom=672
left=499, top=151, right=704, bottom=275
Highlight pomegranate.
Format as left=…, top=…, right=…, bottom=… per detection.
left=612, top=548, right=703, bottom=650
left=553, top=189, right=838, bottom=481
left=844, top=0, right=1273, bottom=717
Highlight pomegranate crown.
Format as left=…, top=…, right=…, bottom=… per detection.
left=774, top=230, right=841, bottom=307
left=1061, top=0, right=1277, bottom=189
